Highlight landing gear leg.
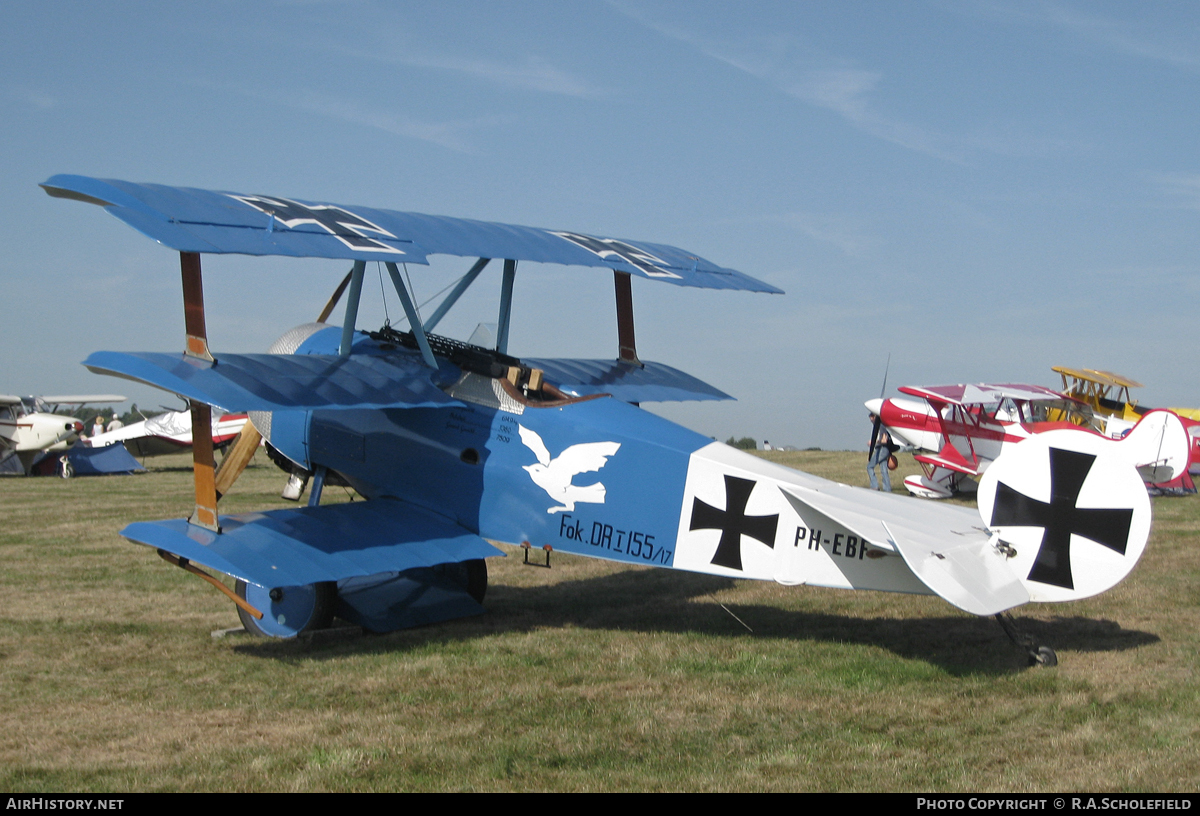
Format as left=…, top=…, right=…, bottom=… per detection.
left=281, top=471, right=309, bottom=501
left=995, top=613, right=1057, bottom=667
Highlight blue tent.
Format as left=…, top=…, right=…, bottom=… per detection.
left=31, top=444, right=146, bottom=477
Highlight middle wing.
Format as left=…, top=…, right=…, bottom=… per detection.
left=527, top=358, right=732, bottom=403
left=84, top=350, right=461, bottom=413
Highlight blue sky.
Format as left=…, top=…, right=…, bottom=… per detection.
left=3, top=0, right=1198, bottom=449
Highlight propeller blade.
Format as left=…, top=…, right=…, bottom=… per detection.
left=317, top=269, right=354, bottom=324
left=868, top=414, right=882, bottom=461
left=868, top=353, right=890, bottom=460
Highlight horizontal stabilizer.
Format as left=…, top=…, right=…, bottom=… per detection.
left=42, top=175, right=782, bottom=293
left=121, top=498, right=505, bottom=589
left=881, top=524, right=1029, bottom=616
left=84, top=350, right=460, bottom=413
left=781, top=483, right=1029, bottom=615
left=527, top=358, right=733, bottom=403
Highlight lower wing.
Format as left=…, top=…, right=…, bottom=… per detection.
left=122, top=497, right=503, bottom=589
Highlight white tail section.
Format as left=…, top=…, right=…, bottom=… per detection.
left=977, top=430, right=1151, bottom=603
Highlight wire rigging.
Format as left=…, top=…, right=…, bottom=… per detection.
left=376, top=262, right=391, bottom=327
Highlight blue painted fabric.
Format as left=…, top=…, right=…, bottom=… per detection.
left=42, top=175, right=782, bottom=293
left=122, top=498, right=504, bottom=588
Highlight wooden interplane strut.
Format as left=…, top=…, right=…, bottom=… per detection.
left=179, top=251, right=219, bottom=531
left=614, top=271, right=639, bottom=363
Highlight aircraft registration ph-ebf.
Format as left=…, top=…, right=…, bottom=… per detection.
left=43, top=176, right=1156, bottom=666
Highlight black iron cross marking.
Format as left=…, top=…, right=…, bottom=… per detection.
left=231, top=194, right=404, bottom=254
left=552, top=231, right=681, bottom=279
left=990, top=447, right=1133, bottom=590
left=689, top=475, right=778, bottom=571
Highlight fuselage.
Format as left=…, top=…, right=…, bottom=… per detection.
left=260, top=325, right=945, bottom=596
left=0, top=399, right=83, bottom=453
left=0, top=398, right=86, bottom=473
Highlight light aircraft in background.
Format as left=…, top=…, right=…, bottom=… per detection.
left=44, top=175, right=1163, bottom=666
left=1, top=393, right=125, bottom=475
left=1054, top=366, right=1200, bottom=482
left=866, top=383, right=1190, bottom=499
left=86, top=409, right=248, bottom=459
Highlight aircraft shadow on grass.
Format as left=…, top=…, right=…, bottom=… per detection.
left=230, top=567, right=1159, bottom=674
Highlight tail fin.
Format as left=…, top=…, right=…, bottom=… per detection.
left=1119, top=409, right=1190, bottom=484
left=977, top=430, right=1151, bottom=603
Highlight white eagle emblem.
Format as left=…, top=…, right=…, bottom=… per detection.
left=518, top=425, right=621, bottom=514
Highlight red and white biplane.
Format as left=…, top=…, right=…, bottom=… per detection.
left=85, top=409, right=248, bottom=459
left=867, top=383, right=1190, bottom=499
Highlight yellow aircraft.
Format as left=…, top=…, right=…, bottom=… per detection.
left=1053, top=366, right=1197, bottom=426
left=1053, top=366, right=1200, bottom=484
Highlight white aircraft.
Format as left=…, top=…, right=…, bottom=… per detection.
left=86, top=409, right=248, bottom=459
left=0, top=394, right=125, bottom=475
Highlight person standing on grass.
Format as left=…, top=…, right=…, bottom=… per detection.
left=867, top=415, right=892, bottom=492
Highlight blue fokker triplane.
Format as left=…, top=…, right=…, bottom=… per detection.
left=44, top=176, right=1154, bottom=664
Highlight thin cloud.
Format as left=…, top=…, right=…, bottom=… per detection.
left=1046, top=5, right=1199, bottom=69
left=288, top=90, right=511, bottom=154
left=245, top=5, right=608, bottom=98
left=377, top=52, right=606, bottom=98
left=609, top=2, right=966, bottom=163
left=1146, top=172, right=1200, bottom=210
left=200, top=79, right=505, bottom=154
left=777, top=211, right=878, bottom=258
left=7, top=86, right=58, bottom=109
left=780, top=69, right=966, bottom=162
left=950, top=0, right=1200, bottom=71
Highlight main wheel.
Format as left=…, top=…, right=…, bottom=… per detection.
left=438, top=559, right=487, bottom=603
left=1030, top=646, right=1058, bottom=668
left=235, top=579, right=337, bottom=638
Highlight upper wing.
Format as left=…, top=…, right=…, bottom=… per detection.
left=1052, top=366, right=1144, bottom=390
left=527, top=358, right=733, bottom=403
left=0, top=394, right=125, bottom=406
left=39, top=394, right=128, bottom=404
left=84, top=350, right=461, bottom=413
left=41, top=175, right=782, bottom=294
left=1087, top=370, right=1142, bottom=388
left=901, top=383, right=1071, bottom=405
left=899, top=384, right=968, bottom=405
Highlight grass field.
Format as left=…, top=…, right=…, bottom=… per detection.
left=1, top=449, right=1197, bottom=792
